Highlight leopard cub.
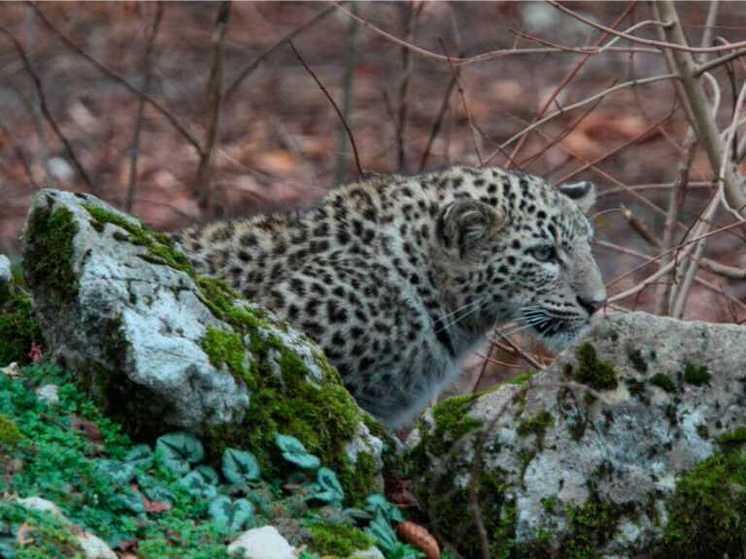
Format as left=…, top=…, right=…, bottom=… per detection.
left=175, top=166, right=606, bottom=428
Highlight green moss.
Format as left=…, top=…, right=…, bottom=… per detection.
left=650, top=373, right=677, bottom=393
left=716, top=427, right=746, bottom=449
left=571, top=343, right=617, bottom=391
left=517, top=410, right=554, bottom=450
left=508, top=371, right=535, bottom=385
left=430, top=394, right=482, bottom=455
left=0, top=284, right=43, bottom=366
left=0, top=414, right=23, bottom=447
left=627, top=348, right=648, bottom=373
left=201, top=326, right=251, bottom=381
left=24, top=206, right=79, bottom=304
left=542, top=496, right=559, bottom=513
left=656, top=449, right=746, bottom=558
left=558, top=497, right=627, bottom=558
left=682, top=363, right=711, bottom=387
left=205, top=324, right=375, bottom=501
left=83, top=204, right=192, bottom=274
left=307, top=523, right=374, bottom=555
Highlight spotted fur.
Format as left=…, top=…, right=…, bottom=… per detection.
left=174, top=166, right=606, bottom=428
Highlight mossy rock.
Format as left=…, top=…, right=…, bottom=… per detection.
left=404, top=312, right=746, bottom=557
left=21, top=190, right=385, bottom=501
left=0, top=280, right=43, bottom=367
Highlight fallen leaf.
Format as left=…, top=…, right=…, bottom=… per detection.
left=143, top=497, right=172, bottom=514
left=16, top=522, right=34, bottom=546
left=69, top=415, right=104, bottom=444
left=397, top=521, right=440, bottom=559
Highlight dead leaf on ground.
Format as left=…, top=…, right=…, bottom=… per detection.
left=397, top=520, right=440, bottom=559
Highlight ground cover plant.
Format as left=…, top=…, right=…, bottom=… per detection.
left=0, top=361, right=428, bottom=558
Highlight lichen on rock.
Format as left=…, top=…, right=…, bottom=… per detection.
left=404, top=312, right=746, bottom=557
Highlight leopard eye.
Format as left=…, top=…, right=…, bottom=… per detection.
left=530, top=245, right=558, bottom=263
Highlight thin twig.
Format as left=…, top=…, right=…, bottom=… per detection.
left=194, top=1, right=231, bottom=212
left=289, top=40, right=363, bottom=177
left=394, top=2, right=422, bottom=172
left=0, top=27, right=95, bottom=192
left=418, top=75, right=457, bottom=172
left=332, top=1, right=660, bottom=66
left=334, top=2, right=360, bottom=183
left=695, top=48, right=746, bottom=77
left=548, top=0, right=746, bottom=54
left=441, top=40, right=483, bottom=165
left=28, top=1, right=203, bottom=155
left=482, top=73, right=679, bottom=165
left=555, top=106, right=675, bottom=184
left=224, top=4, right=339, bottom=101
left=126, top=3, right=164, bottom=212
left=655, top=131, right=697, bottom=315
left=507, top=1, right=637, bottom=167
left=596, top=239, right=746, bottom=311
left=517, top=88, right=610, bottom=171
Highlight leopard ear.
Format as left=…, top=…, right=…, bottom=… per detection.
left=558, top=180, right=596, bottom=214
left=437, top=199, right=506, bottom=258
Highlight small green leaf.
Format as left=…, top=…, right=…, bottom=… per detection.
left=124, top=444, right=153, bottom=468
left=179, top=468, right=218, bottom=499
left=222, top=448, right=261, bottom=484
left=137, top=473, right=174, bottom=504
left=95, top=459, right=136, bottom=486
left=208, top=496, right=255, bottom=533
left=307, top=467, right=344, bottom=506
left=0, top=537, right=16, bottom=559
left=275, top=433, right=320, bottom=470
left=366, top=512, right=399, bottom=553
left=365, top=493, right=404, bottom=523
left=155, top=432, right=204, bottom=475
left=111, top=486, right=145, bottom=514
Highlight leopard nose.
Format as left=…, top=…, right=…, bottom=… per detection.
left=577, top=295, right=606, bottom=315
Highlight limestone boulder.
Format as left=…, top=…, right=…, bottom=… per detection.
left=406, top=312, right=746, bottom=557
left=22, top=189, right=384, bottom=496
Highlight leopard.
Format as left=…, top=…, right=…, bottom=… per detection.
left=174, top=166, right=606, bottom=428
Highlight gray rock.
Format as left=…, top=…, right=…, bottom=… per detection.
left=15, top=496, right=117, bottom=559
left=76, top=532, right=117, bottom=559
left=227, top=526, right=295, bottom=559
left=0, top=254, right=10, bottom=285
left=23, top=189, right=249, bottom=431
left=35, top=383, right=60, bottom=405
left=22, top=189, right=383, bottom=492
left=406, top=311, right=746, bottom=557
left=349, top=547, right=385, bottom=559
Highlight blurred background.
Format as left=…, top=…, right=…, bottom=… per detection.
left=1, top=1, right=745, bottom=388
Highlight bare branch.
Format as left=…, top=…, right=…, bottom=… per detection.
left=332, top=1, right=660, bottom=66
left=334, top=2, right=360, bottom=183
left=548, top=0, right=746, bottom=54
left=194, top=1, right=231, bottom=212
left=695, top=49, right=746, bottom=77
left=28, top=1, right=203, bottom=155
left=507, top=0, right=637, bottom=167
left=289, top=41, right=363, bottom=177
left=482, top=73, right=678, bottom=166
left=224, top=4, right=339, bottom=101
left=126, top=3, right=164, bottom=212
left=418, top=76, right=457, bottom=172
left=0, top=27, right=95, bottom=192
